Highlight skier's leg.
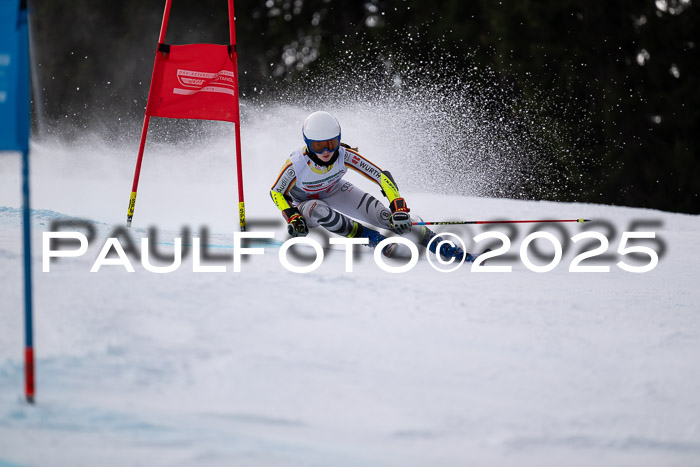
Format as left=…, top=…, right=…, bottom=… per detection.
left=297, top=198, right=357, bottom=236
left=317, top=184, right=427, bottom=257
left=319, top=183, right=463, bottom=259
left=297, top=198, right=399, bottom=257
left=315, top=183, right=481, bottom=261
left=325, top=182, right=393, bottom=230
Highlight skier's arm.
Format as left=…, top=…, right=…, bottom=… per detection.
left=343, top=146, right=386, bottom=189
left=343, top=146, right=411, bottom=233
left=270, top=160, right=308, bottom=237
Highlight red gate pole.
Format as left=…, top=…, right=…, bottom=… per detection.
left=126, top=0, right=173, bottom=227
left=228, top=0, right=246, bottom=231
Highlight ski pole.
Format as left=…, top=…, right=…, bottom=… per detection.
left=412, top=218, right=591, bottom=226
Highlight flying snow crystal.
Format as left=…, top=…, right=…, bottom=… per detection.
left=637, top=49, right=650, bottom=66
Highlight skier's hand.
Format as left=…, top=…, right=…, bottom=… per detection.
left=286, top=213, right=308, bottom=237
left=389, top=198, right=411, bottom=234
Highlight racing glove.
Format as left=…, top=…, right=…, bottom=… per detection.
left=389, top=198, right=411, bottom=234
left=283, top=207, right=308, bottom=237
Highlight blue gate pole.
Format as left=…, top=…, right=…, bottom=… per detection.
left=22, top=147, right=34, bottom=404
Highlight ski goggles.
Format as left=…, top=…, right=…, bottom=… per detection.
left=307, top=137, right=340, bottom=155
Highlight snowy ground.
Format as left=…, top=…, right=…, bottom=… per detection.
left=1, top=116, right=699, bottom=466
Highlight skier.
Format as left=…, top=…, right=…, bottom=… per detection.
left=269, top=111, right=478, bottom=261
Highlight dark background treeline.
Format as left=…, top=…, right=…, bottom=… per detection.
left=28, top=0, right=698, bottom=213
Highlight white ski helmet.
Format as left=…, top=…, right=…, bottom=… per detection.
left=302, top=111, right=341, bottom=154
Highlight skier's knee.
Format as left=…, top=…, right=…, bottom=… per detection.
left=298, top=199, right=333, bottom=227
left=301, top=200, right=333, bottom=223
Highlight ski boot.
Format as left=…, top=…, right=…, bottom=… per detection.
left=438, top=241, right=479, bottom=263
left=417, top=226, right=480, bottom=263
left=360, top=225, right=397, bottom=257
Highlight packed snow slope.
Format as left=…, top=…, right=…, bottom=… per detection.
left=1, top=107, right=699, bottom=467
